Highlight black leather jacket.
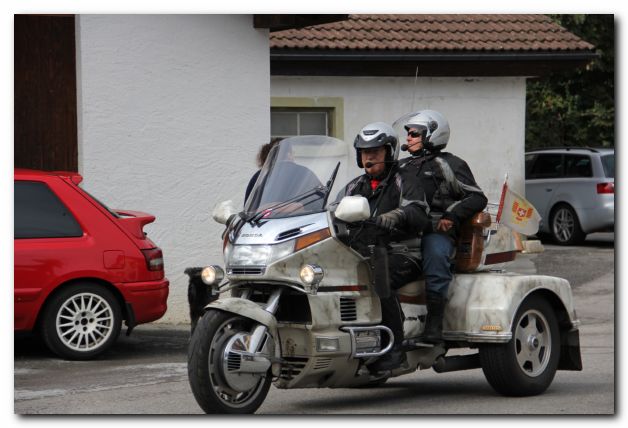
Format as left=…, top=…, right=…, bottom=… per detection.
left=335, top=164, right=430, bottom=256
left=399, top=150, right=488, bottom=239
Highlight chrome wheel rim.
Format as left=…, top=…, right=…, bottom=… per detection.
left=56, top=292, right=114, bottom=352
left=207, top=317, right=267, bottom=408
left=514, top=309, right=552, bottom=377
left=553, top=208, right=575, bottom=242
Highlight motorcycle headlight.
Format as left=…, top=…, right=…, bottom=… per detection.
left=227, top=240, right=295, bottom=267
left=201, top=265, right=224, bottom=285
left=300, top=264, right=324, bottom=286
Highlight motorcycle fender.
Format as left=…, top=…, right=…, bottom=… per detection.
left=204, top=297, right=280, bottom=354
left=446, top=273, right=578, bottom=343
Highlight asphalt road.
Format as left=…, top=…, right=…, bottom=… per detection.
left=13, top=234, right=615, bottom=415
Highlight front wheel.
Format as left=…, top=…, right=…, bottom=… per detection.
left=479, top=295, right=560, bottom=396
left=187, top=310, right=272, bottom=414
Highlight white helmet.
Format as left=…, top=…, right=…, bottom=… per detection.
left=353, top=122, right=399, bottom=168
left=403, top=110, right=450, bottom=151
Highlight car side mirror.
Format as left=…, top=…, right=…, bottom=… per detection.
left=334, top=196, right=370, bottom=223
left=212, top=200, right=238, bottom=225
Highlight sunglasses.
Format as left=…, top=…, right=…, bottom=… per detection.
left=407, top=130, right=422, bottom=138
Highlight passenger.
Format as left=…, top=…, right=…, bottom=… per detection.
left=399, top=110, right=488, bottom=344
left=336, top=122, right=430, bottom=371
left=245, top=137, right=283, bottom=202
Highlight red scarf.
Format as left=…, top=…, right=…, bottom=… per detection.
left=370, top=179, right=380, bottom=191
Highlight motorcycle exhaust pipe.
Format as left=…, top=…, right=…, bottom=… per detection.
left=432, top=353, right=481, bottom=373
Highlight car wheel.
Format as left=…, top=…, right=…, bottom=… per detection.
left=41, top=283, right=122, bottom=360
left=550, top=203, right=586, bottom=245
left=479, top=295, right=560, bottom=396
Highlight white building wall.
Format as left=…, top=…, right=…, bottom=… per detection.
left=271, top=76, right=527, bottom=200
left=76, top=15, right=270, bottom=324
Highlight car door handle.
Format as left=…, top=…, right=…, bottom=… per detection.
left=545, top=188, right=553, bottom=192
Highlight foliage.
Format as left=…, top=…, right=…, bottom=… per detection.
left=525, top=14, right=614, bottom=150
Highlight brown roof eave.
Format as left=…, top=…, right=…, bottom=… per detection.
left=270, top=49, right=598, bottom=77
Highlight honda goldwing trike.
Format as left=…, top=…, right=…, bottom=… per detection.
left=187, top=135, right=582, bottom=414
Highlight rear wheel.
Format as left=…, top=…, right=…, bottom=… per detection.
left=41, top=283, right=122, bottom=360
left=550, top=203, right=586, bottom=245
left=479, top=295, right=560, bottom=396
left=187, top=310, right=272, bottom=414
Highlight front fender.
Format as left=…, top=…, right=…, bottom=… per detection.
left=205, top=297, right=278, bottom=332
left=445, top=273, right=578, bottom=343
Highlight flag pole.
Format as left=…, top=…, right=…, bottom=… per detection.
left=496, top=173, right=509, bottom=224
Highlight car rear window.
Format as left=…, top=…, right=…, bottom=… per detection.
left=14, top=181, right=83, bottom=239
left=79, top=187, right=121, bottom=218
left=601, top=154, right=615, bottom=178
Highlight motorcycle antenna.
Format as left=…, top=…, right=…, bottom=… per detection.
left=410, top=65, right=419, bottom=111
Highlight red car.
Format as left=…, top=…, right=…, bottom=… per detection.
left=14, top=169, right=169, bottom=359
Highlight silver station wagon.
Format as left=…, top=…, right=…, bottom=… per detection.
left=525, top=147, right=614, bottom=245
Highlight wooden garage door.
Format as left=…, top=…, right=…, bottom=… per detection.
left=14, top=15, right=77, bottom=172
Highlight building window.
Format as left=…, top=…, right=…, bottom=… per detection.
left=271, top=109, right=331, bottom=138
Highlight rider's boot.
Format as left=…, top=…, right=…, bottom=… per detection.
left=368, top=344, right=406, bottom=372
left=422, top=293, right=446, bottom=345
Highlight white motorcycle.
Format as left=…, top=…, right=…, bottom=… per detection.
left=187, top=135, right=582, bottom=414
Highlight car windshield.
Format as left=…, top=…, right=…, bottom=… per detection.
left=601, top=154, right=615, bottom=178
left=243, top=136, right=348, bottom=220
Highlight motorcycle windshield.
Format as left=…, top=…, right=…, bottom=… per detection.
left=244, top=136, right=348, bottom=220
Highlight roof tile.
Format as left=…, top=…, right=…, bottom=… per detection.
left=270, top=14, right=594, bottom=52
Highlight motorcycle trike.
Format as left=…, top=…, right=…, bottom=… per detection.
left=187, top=135, right=582, bottom=414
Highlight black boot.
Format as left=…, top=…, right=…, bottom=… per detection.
left=369, top=295, right=407, bottom=372
left=368, top=344, right=406, bottom=372
left=422, top=293, right=446, bottom=344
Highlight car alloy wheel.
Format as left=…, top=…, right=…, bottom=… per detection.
left=56, top=292, right=115, bottom=352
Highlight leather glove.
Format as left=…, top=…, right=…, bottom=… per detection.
left=375, top=209, right=404, bottom=231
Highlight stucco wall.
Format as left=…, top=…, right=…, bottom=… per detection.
left=271, top=76, right=527, bottom=200
left=76, top=15, right=269, bottom=324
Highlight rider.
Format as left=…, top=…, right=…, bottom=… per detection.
left=399, top=110, right=488, bottom=344
left=336, top=122, right=430, bottom=371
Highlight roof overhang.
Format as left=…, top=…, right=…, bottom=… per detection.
left=254, top=15, right=349, bottom=32
left=270, top=49, right=598, bottom=77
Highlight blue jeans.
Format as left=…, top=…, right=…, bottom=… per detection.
left=421, top=232, right=455, bottom=298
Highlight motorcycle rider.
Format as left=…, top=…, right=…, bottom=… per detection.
left=336, top=122, right=430, bottom=371
left=399, top=110, right=488, bottom=344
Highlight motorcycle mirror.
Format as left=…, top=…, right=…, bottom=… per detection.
left=212, top=200, right=238, bottom=225
left=335, top=196, right=370, bottom=223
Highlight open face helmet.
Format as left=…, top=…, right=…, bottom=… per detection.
left=353, top=122, right=399, bottom=168
left=402, top=110, right=450, bottom=151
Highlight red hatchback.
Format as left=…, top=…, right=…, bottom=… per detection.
left=14, top=169, right=169, bottom=359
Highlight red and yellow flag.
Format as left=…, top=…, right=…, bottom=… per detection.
left=496, top=181, right=541, bottom=235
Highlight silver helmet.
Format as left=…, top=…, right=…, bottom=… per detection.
left=403, top=110, right=450, bottom=151
left=353, top=122, right=399, bottom=168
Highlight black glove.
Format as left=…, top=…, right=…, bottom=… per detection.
left=376, top=209, right=404, bottom=231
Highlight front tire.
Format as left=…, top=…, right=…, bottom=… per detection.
left=550, top=203, right=586, bottom=245
left=41, top=283, right=122, bottom=360
left=187, top=310, right=272, bottom=414
left=479, top=295, right=560, bottom=396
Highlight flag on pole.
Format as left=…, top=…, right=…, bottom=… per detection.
left=496, top=180, right=541, bottom=235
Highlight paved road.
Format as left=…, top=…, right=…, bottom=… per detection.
left=13, top=234, right=615, bottom=414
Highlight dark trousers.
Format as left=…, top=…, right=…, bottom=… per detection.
left=380, top=254, right=422, bottom=346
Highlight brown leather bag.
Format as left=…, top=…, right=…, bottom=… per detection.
left=455, top=212, right=491, bottom=272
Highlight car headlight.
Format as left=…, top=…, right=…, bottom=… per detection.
left=201, top=265, right=224, bottom=285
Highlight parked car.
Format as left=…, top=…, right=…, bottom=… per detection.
left=525, top=147, right=614, bottom=245
left=14, top=169, right=169, bottom=359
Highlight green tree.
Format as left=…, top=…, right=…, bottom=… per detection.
left=525, top=14, right=614, bottom=150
